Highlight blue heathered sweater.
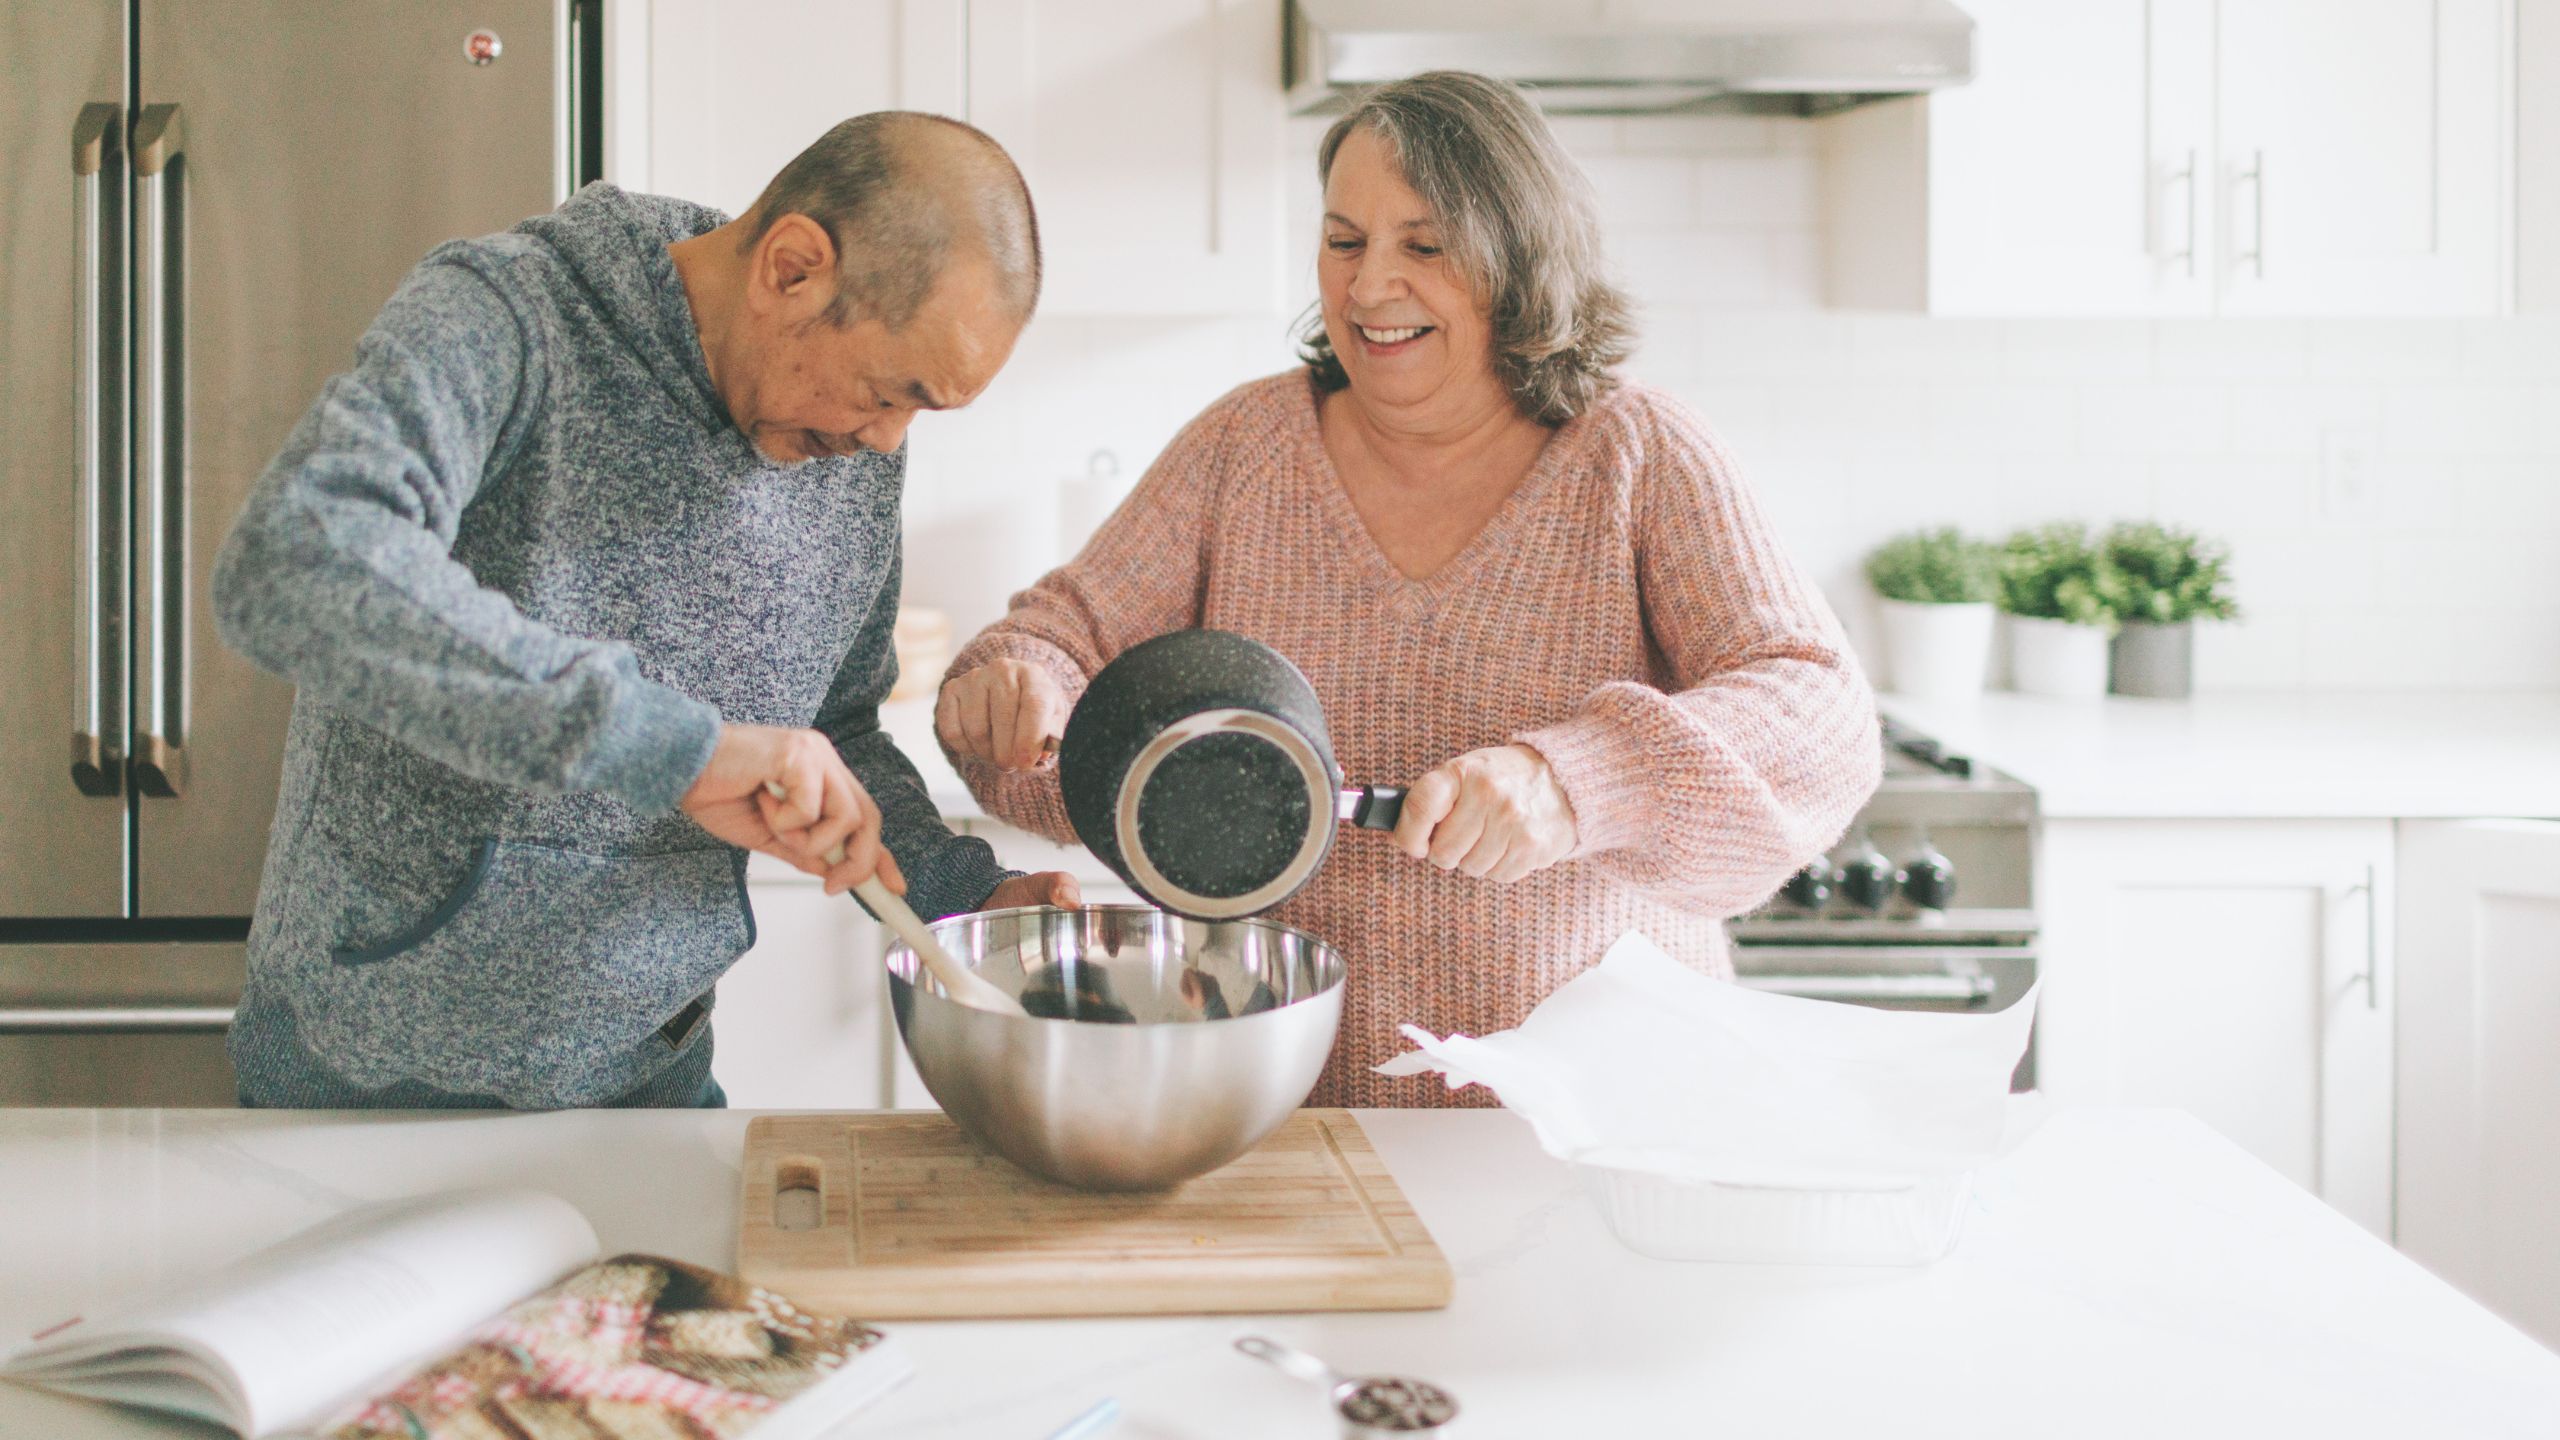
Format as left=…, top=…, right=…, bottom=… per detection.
left=213, top=183, right=1006, bottom=1109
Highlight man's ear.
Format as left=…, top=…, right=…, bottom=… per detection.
left=749, top=213, right=837, bottom=318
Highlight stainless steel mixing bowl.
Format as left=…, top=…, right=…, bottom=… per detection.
left=884, top=904, right=1346, bottom=1190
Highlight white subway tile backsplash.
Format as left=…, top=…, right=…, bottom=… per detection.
left=2154, top=458, right=2316, bottom=531
left=1846, top=458, right=2013, bottom=534
left=2191, top=610, right=2305, bottom=691
left=2155, top=319, right=2308, bottom=380
left=1849, top=316, right=2005, bottom=379
left=2381, top=386, right=2544, bottom=457
left=1995, top=456, right=2155, bottom=527
left=2457, top=318, right=2560, bottom=379
left=2230, top=384, right=2385, bottom=456
left=1694, top=155, right=1819, bottom=229
left=2378, top=538, right=2560, bottom=610
left=1614, top=229, right=1820, bottom=307
left=2304, top=320, right=2461, bottom=380
left=1926, top=384, right=2079, bottom=457
left=1768, top=385, right=1939, bottom=456
left=2221, top=531, right=2386, bottom=610
left=2077, top=384, right=2233, bottom=456
left=2458, top=459, right=2560, bottom=528
left=1618, top=114, right=1778, bottom=154
left=1696, top=313, right=1851, bottom=379
left=1577, top=155, right=1698, bottom=229
left=2300, top=608, right=2465, bottom=688
left=2001, top=321, right=2158, bottom=381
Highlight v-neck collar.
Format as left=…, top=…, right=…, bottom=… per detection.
left=1287, top=371, right=1588, bottom=605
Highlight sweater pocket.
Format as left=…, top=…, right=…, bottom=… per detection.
left=321, top=839, right=753, bottom=1096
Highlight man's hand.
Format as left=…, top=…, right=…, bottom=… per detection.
left=982, top=871, right=1083, bottom=911
left=1392, top=743, right=1580, bottom=884
left=680, top=723, right=902, bottom=895
left=937, top=660, right=1070, bottom=771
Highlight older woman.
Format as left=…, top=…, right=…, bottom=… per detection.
left=937, top=71, right=1880, bottom=1107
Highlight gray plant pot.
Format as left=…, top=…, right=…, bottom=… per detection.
left=2110, top=619, right=2194, bottom=698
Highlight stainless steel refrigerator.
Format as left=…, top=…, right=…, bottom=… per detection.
left=1, top=1, right=600, bottom=1104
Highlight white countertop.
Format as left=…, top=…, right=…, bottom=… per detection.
left=4, top=1104, right=2555, bottom=1438
left=1880, top=691, right=2560, bottom=820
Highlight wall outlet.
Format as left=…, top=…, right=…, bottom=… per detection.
left=2319, top=426, right=2383, bottom=523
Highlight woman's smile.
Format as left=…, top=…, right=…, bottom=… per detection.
left=1355, top=322, right=1437, bottom=355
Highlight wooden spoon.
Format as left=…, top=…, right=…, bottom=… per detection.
left=762, top=782, right=1027, bottom=1017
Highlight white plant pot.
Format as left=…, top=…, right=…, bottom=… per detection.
left=2006, top=615, right=2113, bottom=699
left=1876, top=599, right=1995, bottom=701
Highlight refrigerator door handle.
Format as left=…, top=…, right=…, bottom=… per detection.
left=134, top=103, right=188, bottom=798
left=71, top=103, right=125, bottom=798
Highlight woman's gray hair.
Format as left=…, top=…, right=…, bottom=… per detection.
left=1299, top=71, right=1633, bottom=425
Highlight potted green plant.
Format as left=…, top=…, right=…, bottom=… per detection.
left=1862, top=527, right=1999, bottom=701
left=2102, top=521, right=2239, bottom=699
left=1996, top=522, right=2125, bottom=699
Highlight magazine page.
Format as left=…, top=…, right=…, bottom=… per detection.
left=3, top=1189, right=598, bottom=1437
left=308, top=1255, right=910, bottom=1440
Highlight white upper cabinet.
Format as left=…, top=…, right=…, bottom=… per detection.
left=637, top=1, right=967, bottom=217
left=1829, top=0, right=2511, bottom=316
left=625, top=0, right=1288, bottom=315
left=967, top=0, right=1287, bottom=315
left=2214, top=0, right=2506, bottom=314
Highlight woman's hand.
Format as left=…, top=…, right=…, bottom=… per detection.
left=983, top=871, right=1083, bottom=911
left=937, top=660, right=1070, bottom=771
left=1392, top=744, right=1580, bottom=883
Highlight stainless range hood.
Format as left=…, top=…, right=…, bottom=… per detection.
left=1285, top=0, right=1975, bottom=117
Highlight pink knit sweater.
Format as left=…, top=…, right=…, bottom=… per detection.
left=944, top=371, right=1881, bottom=1107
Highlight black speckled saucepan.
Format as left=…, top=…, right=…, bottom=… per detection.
left=1058, top=628, right=1404, bottom=921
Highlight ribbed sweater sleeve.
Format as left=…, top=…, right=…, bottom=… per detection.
left=938, top=396, right=1242, bottom=843
left=1514, top=400, right=1881, bottom=912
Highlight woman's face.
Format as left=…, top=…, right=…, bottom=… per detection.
left=1318, top=127, right=1498, bottom=418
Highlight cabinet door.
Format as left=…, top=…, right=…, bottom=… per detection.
left=2215, top=0, right=2506, bottom=315
left=2039, top=820, right=2396, bottom=1236
left=642, top=0, right=965, bottom=215
left=713, top=857, right=891, bottom=1108
left=966, top=0, right=1284, bottom=315
left=2396, top=820, right=2560, bottom=1352
left=1919, top=0, right=2215, bottom=316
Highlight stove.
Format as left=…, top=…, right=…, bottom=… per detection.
left=1726, top=714, right=2040, bottom=1085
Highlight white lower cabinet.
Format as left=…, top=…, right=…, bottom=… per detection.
left=2037, top=819, right=2396, bottom=1237
left=714, top=820, right=1131, bottom=1110
left=2395, top=819, right=2560, bottom=1352
left=712, top=854, right=896, bottom=1109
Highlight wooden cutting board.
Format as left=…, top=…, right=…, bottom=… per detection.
left=736, top=1109, right=1453, bottom=1318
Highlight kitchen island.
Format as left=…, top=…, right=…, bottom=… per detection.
left=2, top=1105, right=2554, bottom=1438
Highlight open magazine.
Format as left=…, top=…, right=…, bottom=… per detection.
left=1, top=1189, right=909, bottom=1440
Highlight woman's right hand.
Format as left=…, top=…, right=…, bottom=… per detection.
left=937, top=660, right=1070, bottom=771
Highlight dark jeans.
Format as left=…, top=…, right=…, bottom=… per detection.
left=231, top=985, right=726, bottom=1110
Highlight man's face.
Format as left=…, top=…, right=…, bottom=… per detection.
left=720, top=216, right=1019, bottom=465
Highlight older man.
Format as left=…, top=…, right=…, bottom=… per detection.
left=213, top=113, right=1074, bottom=1110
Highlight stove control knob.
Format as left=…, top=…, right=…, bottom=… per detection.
left=1839, top=847, right=1899, bottom=911
left=1902, top=847, right=1957, bottom=911
left=1780, top=862, right=1835, bottom=910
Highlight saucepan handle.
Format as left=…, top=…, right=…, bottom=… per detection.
left=1338, top=784, right=1404, bottom=831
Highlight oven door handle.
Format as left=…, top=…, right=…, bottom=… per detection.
left=0, top=1005, right=235, bottom=1034
left=1735, top=973, right=1998, bottom=1004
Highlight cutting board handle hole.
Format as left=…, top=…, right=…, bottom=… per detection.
left=774, top=1159, right=823, bottom=1232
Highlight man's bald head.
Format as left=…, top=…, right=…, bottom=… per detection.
left=739, top=112, right=1040, bottom=331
